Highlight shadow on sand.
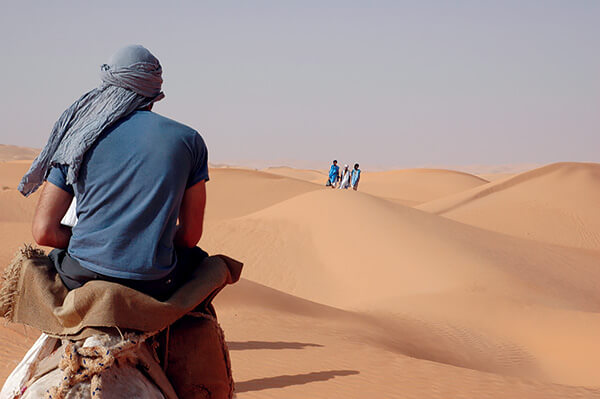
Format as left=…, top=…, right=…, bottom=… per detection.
left=235, top=370, right=360, bottom=393
left=228, top=341, right=323, bottom=351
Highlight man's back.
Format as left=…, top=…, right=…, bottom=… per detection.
left=47, top=110, right=209, bottom=280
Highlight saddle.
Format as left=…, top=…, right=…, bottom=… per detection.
left=0, top=245, right=243, bottom=399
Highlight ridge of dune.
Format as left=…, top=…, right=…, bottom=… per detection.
left=388, top=167, right=489, bottom=181
left=357, top=168, right=489, bottom=205
left=202, top=189, right=600, bottom=311
left=477, top=172, right=517, bottom=181
left=417, top=162, right=600, bottom=250
left=205, top=167, right=322, bottom=221
left=262, top=166, right=328, bottom=185
left=0, top=145, right=39, bottom=162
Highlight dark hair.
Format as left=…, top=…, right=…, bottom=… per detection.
left=354, top=163, right=359, bottom=169
left=333, top=160, right=337, bottom=163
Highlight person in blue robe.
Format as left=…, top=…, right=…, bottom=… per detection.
left=351, top=163, right=361, bottom=191
left=328, top=160, right=340, bottom=187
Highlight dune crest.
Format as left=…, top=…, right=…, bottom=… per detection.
left=205, top=168, right=321, bottom=221
left=262, top=167, right=328, bottom=185
left=202, top=188, right=600, bottom=311
left=418, top=162, right=600, bottom=250
left=356, top=168, right=488, bottom=205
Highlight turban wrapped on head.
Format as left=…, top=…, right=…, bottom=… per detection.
left=100, top=44, right=165, bottom=100
left=18, top=45, right=165, bottom=196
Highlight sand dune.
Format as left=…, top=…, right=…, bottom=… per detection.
left=0, top=191, right=38, bottom=224
left=216, top=280, right=600, bottom=396
left=262, top=167, right=328, bottom=185
left=0, top=145, right=39, bottom=162
left=0, top=162, right=40, bottom=265
left=203, top=189, right=600, bottom=310
left=356, top=168, right=488, bottom=205
left=2, top=157, right=600, bottom=397
left=418, top=162, right=600, bottom=250
left=0, top=161, right=32, bottom=190
left=201, top=188, right=600, bottom=387
left=205, top=168, right=321, bottom=221
left=477, top=172, right=517, bottom=181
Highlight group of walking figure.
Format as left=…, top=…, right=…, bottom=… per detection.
left=327, top=160, right=361, bottom=190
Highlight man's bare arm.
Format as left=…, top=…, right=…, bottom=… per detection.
left=32, top=183, right=74, bottom=248
left=174, top=180, right=207, bottom=248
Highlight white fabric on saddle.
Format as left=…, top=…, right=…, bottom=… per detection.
left=2, top=332, right=176, bottom=399
left=0, top=334, right=53, bottom=399
left=23, top=367, right=166, bottom=399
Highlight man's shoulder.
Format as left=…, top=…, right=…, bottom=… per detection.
left=130, top=110, right=199, bottom=137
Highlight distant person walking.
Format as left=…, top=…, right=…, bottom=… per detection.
left=327, top=160, right=340, bottom=188
left=338, top=164, right=351, bottom=189
left=351, top=163, right=361, bottom=191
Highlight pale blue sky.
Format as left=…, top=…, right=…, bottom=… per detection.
left=1, top=1, right=598, bottom=168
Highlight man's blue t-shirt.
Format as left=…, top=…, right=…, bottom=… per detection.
left=46, top=110, right=209, bottom=280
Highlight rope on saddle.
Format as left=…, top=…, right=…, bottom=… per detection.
left=46, top=332, right=156, bottom=399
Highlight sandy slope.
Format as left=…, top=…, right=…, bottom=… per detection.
left=262, top=167, right=328, bottom=185
left=356, top=168, right=488, bottom=205
left=418, top=162, right=600, bottom=250
left=216, top=280, right=600, bottom=398
left=203, top=189, right=600, bottom=311
left=477, top=172, right=517, bottom=181
left=205, top=168, right=321, bottom=221
left=1, top=158, right=600, bottom=397
left=3, top=277, right=597, bottom=397
left=0, top=162, right=40, bottom=265
left=201, top=189, right=600, bottom=387
left=262, top=167, right=489, bottom=204
left=0, top=161, right=32, bottom=190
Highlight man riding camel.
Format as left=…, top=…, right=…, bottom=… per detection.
left=19, top=44, right=209, bottom=301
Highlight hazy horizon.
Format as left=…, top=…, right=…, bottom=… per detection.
left=1, top=1, right=598, bottom=169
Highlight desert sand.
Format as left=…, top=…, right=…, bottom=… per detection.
left=1, top=156, right=599, bottom=398
left=0, top=145, right=39, bottom=162
left=418, top=163, right=600, bottom=250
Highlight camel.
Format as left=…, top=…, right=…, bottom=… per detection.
left=0, top=246, right=242, bottom=399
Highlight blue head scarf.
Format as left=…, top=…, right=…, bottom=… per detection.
left=19, top=45, right=165, bottom=196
